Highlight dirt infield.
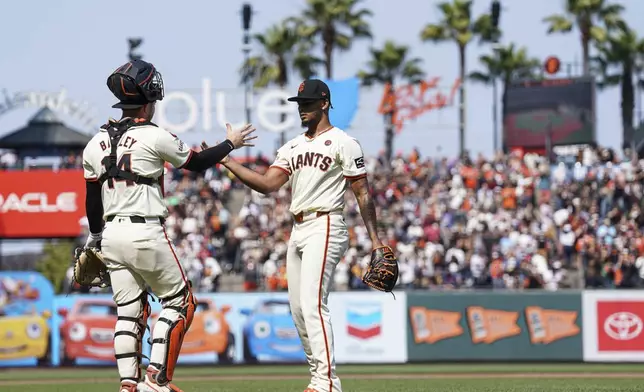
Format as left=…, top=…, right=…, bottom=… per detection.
left=2, top=372, right=644, bottom=386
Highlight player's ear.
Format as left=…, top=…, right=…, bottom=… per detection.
left=321, top=100, right=330, bottom=111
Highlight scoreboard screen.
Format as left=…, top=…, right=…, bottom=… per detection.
left=503, top=77, right=595, bottom=149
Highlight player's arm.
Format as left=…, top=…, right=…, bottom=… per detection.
left=222, top=160, right=289, bottom=195
left=156, top=132, right=236, bottom=172
left=349, top=176, right=384, bottom=249
left=156, top=123, right=255, bottom=171
left=342, top=137, right=384, bottom=248
left=82, top=151, right=104, bottom=236
left=182, top=141, right=236, bottom=172
left=85, top=181, right=104, bottom=234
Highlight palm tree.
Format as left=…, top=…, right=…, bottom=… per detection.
left=240, top=23, right=321, bottom=89
left=543, top=0, right=625, bottom=76
left=420, top=0, right=497, bottom=157
left=292, top=0, right=372, bottom=79
left=469, top=43, right=541, bottom=151
left=593, top=26, right=644, bottom=147
left=240, top=23, right=322, bottom=145
left=358, top=40, right=425, bottom=166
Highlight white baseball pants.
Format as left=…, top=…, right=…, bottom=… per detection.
left=287, top=212, right=349, bottom=392
left=101, top=215, right=188, bottom=304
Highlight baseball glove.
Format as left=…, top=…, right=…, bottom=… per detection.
left=362, top=245, right=399, bottom=295
left=73, top=247, right=110, bottom=288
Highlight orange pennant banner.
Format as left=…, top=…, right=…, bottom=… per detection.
left=525, top=306, right=580, bottom=344
left=409, top=307, right=464, bottom=344
left=466, top=306, right=522, bottom=344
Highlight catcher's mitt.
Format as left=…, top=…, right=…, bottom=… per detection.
left=362, top=245, right=399, bottom=296
left=73, top=247, right=110, bottom=288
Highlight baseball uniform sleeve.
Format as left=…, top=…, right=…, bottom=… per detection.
left=340, top=137, right=367, bottom=180
left=82, top=146, right=99, bottom=182
left=155, top=130, right=194, bottom=169
left=270, top=146, right=292, bottom=176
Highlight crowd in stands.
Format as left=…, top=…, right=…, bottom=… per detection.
left=218, top=145, right=644, bottom=293
left=6, top=142, right=644, bottom=294
left=0, top=149, right=84, bottom=170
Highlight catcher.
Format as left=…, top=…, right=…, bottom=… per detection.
left=77, top=59, right=255, bottom=392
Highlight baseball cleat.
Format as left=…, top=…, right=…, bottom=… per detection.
left=137, top=368, right=183, bottom=392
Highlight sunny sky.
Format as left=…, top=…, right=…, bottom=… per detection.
left=1, top=0, right=643, bottom=160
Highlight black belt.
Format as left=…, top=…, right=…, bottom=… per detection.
left=106, top=215, right=165, bottom=225
left=293, top=211, right=329, bottom=223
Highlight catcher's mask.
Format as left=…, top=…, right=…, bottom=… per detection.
left=107, top=60, right=164, bottom=109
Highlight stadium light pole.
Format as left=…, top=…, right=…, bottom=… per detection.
left=490, top=0, right=501, bottom=155
left=241, top=3, right=253, bottom=163
left=491, top=49, right=500, bottom=154
left=637, top=72, right=643, bottom=149
left=127, top=38, right=144, bottom=61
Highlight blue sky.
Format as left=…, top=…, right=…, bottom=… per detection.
left=0, top=0, right=643, bottom=160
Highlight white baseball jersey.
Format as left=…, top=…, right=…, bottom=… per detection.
left=270, top=127, right=367, bottom=215
left=82, top=122, right=193, bottom=218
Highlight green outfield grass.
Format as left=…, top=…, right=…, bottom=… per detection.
left=1, top=363, right=643, bottom=392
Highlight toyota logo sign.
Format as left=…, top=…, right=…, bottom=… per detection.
left=604, top=312, right=643, bottom=341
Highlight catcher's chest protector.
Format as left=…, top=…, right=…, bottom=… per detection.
left=97, top=118, right=158, bottom=187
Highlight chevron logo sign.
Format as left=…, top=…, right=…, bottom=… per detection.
left=346, top=303, right=382, bottom=340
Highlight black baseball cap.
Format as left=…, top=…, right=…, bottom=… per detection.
left=287, top=79, right=333, bottom=107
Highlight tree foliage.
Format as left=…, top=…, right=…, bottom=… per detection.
left=290, top=0, right=373, bottom=79
left=35, top=240, right=75, bottom=294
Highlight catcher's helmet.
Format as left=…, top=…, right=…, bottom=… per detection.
left=107, top=60, right=164, bottom=109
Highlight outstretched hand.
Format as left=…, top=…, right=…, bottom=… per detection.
left=226, top=123, right=257, bottom=149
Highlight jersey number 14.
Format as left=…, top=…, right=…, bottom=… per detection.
left=101, top=153, right=134, bottom=189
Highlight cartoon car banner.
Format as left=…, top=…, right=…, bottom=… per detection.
left=0, top=272, right=55, bottom=367
left=52, top=292, right=301, bottom=365
left=53, top=294, right=146, bottom=366
left=51, top=291, right=408, bottom=365
left=582, top=290, right=644, bottom=362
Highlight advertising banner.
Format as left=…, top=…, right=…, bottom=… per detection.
left=328, top=291, right=407, bottom=363
left=51, top=290, right=406, bottom=366
left=0, top=169, right=86, bottom=238
left=52, top=292, right=293, bottom=366
left=0, top=272, right=55, bottom=367
left=406, top=292, right=583, bottom=361
left=582, top=290, right=644, bottom=362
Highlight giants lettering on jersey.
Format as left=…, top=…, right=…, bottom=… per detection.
left=99, top=135, right=138, bottom=151
left=291, top=152, right=333, bottom=172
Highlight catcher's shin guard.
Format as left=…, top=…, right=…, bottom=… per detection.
left=114, top=292, right=150, bottom=385
left=148, top=286, right=196, bottom=386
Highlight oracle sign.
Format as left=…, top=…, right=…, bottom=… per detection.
left=0, top=170, right=86, bottom=238
left=0, top=192, right=78, bottom=213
